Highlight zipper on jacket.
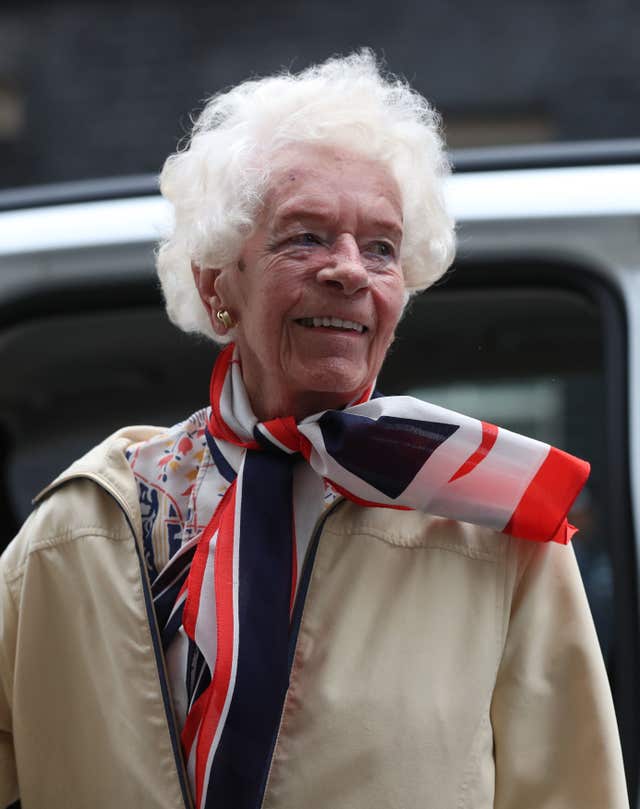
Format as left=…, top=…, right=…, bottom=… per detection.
left=257, top=497, right=346, bottom=808
left=41, top=472, right=194, bottom=809
left=287, top=498, right=344, bottom=672
left=125, top=506, right=195, bottom=809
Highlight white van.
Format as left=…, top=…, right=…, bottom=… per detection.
left=1, top=141, right=639, bottom=803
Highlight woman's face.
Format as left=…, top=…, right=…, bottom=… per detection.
left=206, top=143, right=406, bottom=421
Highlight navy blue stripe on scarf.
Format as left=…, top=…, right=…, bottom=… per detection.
left=204, top=450, right=294, bottom=808
left=205, top=428, right=237, bottom=484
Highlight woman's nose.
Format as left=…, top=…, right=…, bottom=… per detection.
left=316, top=235, right=369, bottom=295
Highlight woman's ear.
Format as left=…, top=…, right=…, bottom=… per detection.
left=191, top=263, right=231, bottom=336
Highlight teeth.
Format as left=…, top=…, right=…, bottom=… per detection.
left=300, top=317, right=364, bottom=333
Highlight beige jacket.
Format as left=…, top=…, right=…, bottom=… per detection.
left=0, top=427, right=629, bottom=809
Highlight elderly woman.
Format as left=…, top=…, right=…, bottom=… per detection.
left=0, top=52, right=629, bottom=809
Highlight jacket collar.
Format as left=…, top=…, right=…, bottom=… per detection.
left=33, top=425, right=167, bottom=526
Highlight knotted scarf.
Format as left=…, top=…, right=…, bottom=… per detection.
left=152, top=343, right=589, bottom=809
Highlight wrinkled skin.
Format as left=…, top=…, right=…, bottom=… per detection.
left=193, top=143, right=406, bottom=421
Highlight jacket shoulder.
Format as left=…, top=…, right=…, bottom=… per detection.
left=327, top=500, right=512, bottom=561
left=1, top=424, right=166, bottom=582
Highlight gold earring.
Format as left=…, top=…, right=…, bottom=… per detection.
left=216, top=309, right=235, bottom=329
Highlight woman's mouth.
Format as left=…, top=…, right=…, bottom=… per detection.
left=295, top=317, right=366, bottom=333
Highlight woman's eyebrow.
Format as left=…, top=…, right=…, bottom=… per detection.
left=366, top=219, right=403, bottom=240
left=271, top=205, right=333, bottom=232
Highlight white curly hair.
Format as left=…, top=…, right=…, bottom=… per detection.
left=157, top=49, right=455, bottom=341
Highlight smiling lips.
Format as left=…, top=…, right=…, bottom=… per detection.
left=296, top=316, right=367, bottom=333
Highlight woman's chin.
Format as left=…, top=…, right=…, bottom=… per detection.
left=284, top=359, right=371, bottom=413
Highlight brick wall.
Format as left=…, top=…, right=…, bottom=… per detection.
left=0, top=0, right=638, bottom=187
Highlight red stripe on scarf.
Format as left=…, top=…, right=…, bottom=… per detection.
left=194, top=481, right=238, bottom=805
left=298, top=434, right=312, bottom=462
left=448, top=422, right=499, bottom=482
left=261, top=416, right=300, bottom=453
left=261, top=416, right=312, bottom=461
left=503, top=446, right=590, bottom=543
left=209, top=345, right=259, bottom=449
left=183, top=484, right=234, bottom=639
left=181, top=688, right=207, bottom=763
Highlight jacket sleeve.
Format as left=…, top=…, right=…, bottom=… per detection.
left=0, top=558, right=18, bottom=807
left=491, top=539, right=629, bottom=809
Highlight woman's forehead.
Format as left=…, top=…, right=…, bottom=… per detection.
left=262, top=144, right=403, bottom=227
left=266, top=142, right=397, bottom=185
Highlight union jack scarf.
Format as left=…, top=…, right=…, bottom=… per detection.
left=152, top=343, right=589, bottom=809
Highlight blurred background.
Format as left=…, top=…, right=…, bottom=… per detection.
left=0, top=0, right=639, bottom=189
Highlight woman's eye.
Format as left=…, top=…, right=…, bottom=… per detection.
left=368, top=241, right=394, bottom=257
left=290, top=232, right=322, bottom=247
